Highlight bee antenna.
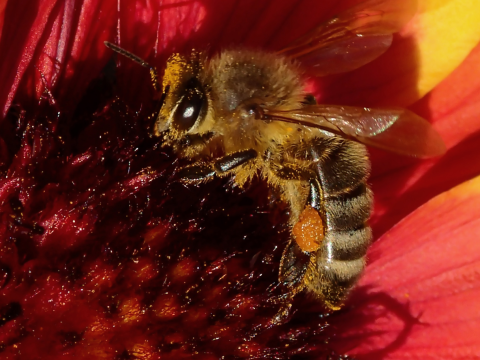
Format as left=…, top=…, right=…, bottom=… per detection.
left=104, top=41, right=151, bottom=68
left=104, top=41, right=160, bottom=93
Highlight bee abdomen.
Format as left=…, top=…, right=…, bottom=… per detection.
left=324, top=183, right=372, bottom=231
left=309, top=137, right=373, bottom=307
left=319, top=257, right=365, bottom=286
left=311, top=256, right=367, bottom=309
left=323, top=226, right=372, bottom=261
left=317, top=225, right=371, bottom=287
left=311, top=138, right=370, bottom=197
left=313, top=182, right=372, bottom=307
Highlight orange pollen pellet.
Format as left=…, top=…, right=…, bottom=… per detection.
left=292, top=205, right=325, bottom=252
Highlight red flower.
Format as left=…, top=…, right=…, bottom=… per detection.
left=0, top=0, right=479, bottom=359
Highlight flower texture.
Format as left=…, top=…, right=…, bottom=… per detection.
left=0, top=0, right=479, bottom=359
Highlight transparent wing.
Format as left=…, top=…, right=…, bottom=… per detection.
left=277, top=0, right=416, bottom=76
left=262, top=104, right=446, bottom=158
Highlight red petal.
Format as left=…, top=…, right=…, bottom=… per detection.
left=111, top=0, right=345, bottom=107
left=111, top=1, right=209, bottom=107
left=0, top=0, right=117, bottom=117
left=0, top=0, right=6, bottom=38
left=329, top=176, right=480, bottom=359
left=0, top=0, right=57, bottom=116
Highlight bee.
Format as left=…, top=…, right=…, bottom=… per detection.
left=105, top=0, right=445, bottom=310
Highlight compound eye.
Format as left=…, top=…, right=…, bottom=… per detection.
left=174, top=78, right=205, bottom=131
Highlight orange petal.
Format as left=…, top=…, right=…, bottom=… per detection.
left=329, top=175, right=480, bottom=358
left=407, top=0, right=480, bottom=104
left=370, top=41, right=480, bottom=236
left=413, top=42, right=480, bottom=149
left=319, top=0, right=480, bottom=107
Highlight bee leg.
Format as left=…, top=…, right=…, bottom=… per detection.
left=270, top=164, right=317, bottom=244
left=274, top=166, right=325, bottom=287
left=279, top=238, right=310, bottom=287
left=306, top=176, right=323, bottom=211
left=270, top=163, right=330, bottom=296
left=177, top=149, right=258, bottom=181
left=176, top=164, right=216, bottom=181
left=270, top=163, right=324, bottom=212
left=213, top=149, right=257, bottom=173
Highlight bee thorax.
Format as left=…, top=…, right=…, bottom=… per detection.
left=205, top=49, right=304, bottom=116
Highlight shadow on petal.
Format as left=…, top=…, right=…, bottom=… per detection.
left=329, top=288, right=422, bottom=359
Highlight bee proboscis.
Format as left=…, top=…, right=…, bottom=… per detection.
left=105, top=0, right=445, bottom=311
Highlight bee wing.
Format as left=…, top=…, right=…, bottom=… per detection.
left=264, top=105, right=446, bottom=158
left=277, top=0, right=416, bottom=76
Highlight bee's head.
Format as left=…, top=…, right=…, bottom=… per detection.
left=103, top=42, right=211, bottom=154
left=155, top=52, right=210, bottom=149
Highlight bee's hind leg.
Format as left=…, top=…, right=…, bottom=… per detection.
left=269, top=162, right=328, bottom=298
left=269, top=162, right=324, bottom=215
left=177, top=149, right=258, bottom=182
left=306, top=176, right=323, bottom=212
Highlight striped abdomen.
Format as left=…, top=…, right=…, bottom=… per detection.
left=309, top=136, right=372, bottom=308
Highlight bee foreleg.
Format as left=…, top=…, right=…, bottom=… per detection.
left=177, top=149, right=258, bottom=182
left=176, top=164, right=216, bottom=181
left=213, top=149, right=257, bottom=173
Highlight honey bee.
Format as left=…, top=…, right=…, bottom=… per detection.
left=105, top=0, right=445, bottom=310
